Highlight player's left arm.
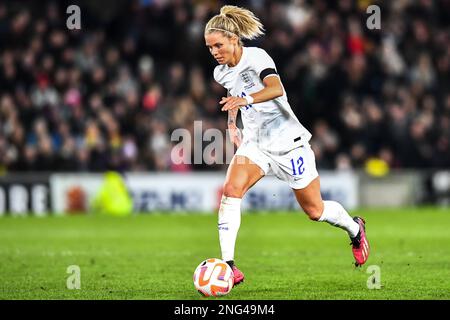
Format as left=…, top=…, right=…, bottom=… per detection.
left=220, top=76, right=283, bottom=111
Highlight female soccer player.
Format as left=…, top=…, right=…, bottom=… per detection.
left=204, top=5, right=370, bottom=286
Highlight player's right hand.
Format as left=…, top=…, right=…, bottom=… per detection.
left=228, top=123, right=242, bottom=147
left=220, top=96, right=247, bottom=111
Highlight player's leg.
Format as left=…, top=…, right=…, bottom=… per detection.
left=292, top=177, right=370, bottom=266
left=282, top=144, right=370, bottom=266
left=219, top=155, right=264, bottom=284
left=293, top=176, right=358, bottom=233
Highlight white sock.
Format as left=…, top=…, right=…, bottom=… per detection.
left=218, top=195, right=242, bottom=262
left=318, top=200, right=359, bottom=238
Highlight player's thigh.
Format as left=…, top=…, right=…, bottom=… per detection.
left=292, top=176, right=324, bottom=220
left=223, top=155, right=265, bottom=198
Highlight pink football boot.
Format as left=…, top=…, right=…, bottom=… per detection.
left=350, top=217, right=370, bottom=266
left=227, top=261, right=245, bottom=286
left=231, top=265, right=245, bottom=286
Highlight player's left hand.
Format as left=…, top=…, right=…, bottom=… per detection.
left=220, top=96, right=248, bottom=111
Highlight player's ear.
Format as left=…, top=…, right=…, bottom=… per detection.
left=230, top=35, right=239, bottom=46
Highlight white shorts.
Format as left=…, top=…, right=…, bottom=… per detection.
left=235, top=140, right=319, bottom=189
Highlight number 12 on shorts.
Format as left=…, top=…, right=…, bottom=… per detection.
left=290, top=156, right=305, bottom=176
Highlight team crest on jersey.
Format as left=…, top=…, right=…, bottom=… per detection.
left=240, top=71, right=255, bottom=90
left=240, top=71, right=252, bottom=84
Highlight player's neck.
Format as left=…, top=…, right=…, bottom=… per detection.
left=228, top=46, right=243, bottom=67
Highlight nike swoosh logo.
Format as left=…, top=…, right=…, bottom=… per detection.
left=218, top=223, right=228, bottom=226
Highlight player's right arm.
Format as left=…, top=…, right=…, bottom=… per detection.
left=226, top=91, right=242, bottom=147
left=214, top=69, right=242, bottom=147
left=228, top=108, right=242, bottom=147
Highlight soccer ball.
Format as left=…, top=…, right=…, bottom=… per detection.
left=193, top=258, right=234, bottom=297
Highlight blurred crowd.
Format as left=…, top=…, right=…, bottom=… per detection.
left=0, top=0, right=449, bottom=173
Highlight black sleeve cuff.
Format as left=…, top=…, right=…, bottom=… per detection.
left=259, top=68, right=278, bottom=81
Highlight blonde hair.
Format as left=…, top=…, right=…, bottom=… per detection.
left=205, top=5, right=265, bottom=43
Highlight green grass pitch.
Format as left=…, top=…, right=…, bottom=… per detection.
left=0, top=208, right=449, bottom=299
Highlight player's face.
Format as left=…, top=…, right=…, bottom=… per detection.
left=205, top=32, right=239, bottom=65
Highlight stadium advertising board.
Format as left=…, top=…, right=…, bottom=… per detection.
left=50, top=174, right=103, bottom=215
left=50, top=172, right=358, bottom=214
left=432, top=171, right=450, bottom=206
left=0, top=174, right=51, bottom=216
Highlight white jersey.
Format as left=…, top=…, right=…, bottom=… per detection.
left=214, top=46, right=312, bottom=154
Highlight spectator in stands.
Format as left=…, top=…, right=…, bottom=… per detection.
left=0, top=0, right=448, bottom=172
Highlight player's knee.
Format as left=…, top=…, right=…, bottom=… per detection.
left=222, top=182, right=245, bottom=198
left=302, top=203, right=323, bottom=221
